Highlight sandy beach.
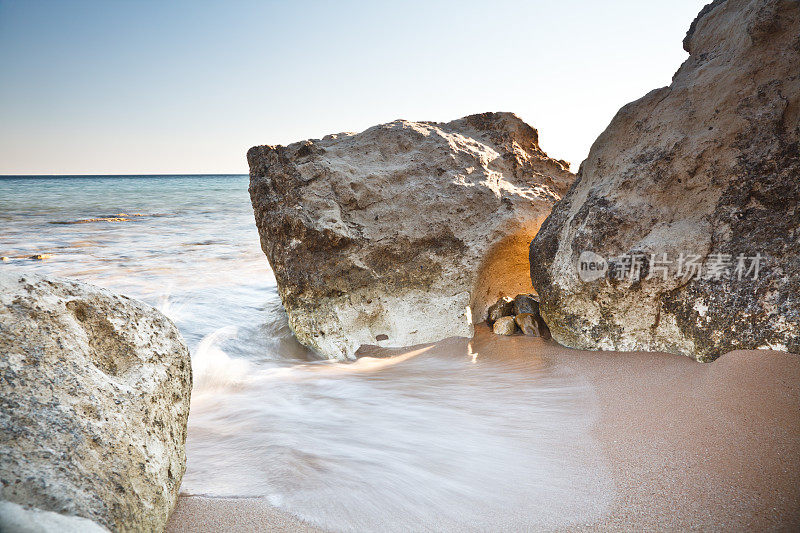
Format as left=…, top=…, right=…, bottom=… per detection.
left=167, top=497, right=321, bottom=533
left=166, top=326, right=800, bottom=531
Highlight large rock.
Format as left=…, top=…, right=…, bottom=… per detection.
left=249, top=112, right=574, bottom=359
left=0, top=272, right=192, bottom=531
left=530, top=0, right=799, bottom=361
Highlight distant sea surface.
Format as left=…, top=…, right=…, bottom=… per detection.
left=1, top=175, right=613, bottom=531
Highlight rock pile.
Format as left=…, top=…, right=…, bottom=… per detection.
left=487, top=293, right=550, bottom=339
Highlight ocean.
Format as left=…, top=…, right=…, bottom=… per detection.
left=0, top=175, right=614, bottom=530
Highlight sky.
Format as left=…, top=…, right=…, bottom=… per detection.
left=0, top=0, right=708, bottom=175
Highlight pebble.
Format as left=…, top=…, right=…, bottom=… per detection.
left=492, top=316, right=517, bottom=335
left=487, top=296, right=514, bottom=324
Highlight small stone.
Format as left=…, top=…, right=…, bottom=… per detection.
left=0, top=257, right=9, bottom=262
left=487, top=296, right=514, bottom=324
left=493, top=316, right=517, bottom=335
left=513, top=294, right=539, bottom=316
left=29, top=254, right=52, bottom=260
left=515, top=313, right=538, bottom=336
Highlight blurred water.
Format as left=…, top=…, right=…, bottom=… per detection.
left=0, top=175, right=613, bottom=531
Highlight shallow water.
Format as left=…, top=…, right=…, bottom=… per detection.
left=1, top=175, right=614, bottom=531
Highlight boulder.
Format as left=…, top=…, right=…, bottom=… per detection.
left=529, top=0, right=799, bottom=361
left=487, top=296, right=515, bottom=325
left=249, top=112, right=574, bottom=359
left=0, top=272, right=192, bottom=531
left=493, top=316, right=518, bottom=336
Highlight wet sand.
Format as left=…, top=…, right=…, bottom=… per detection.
left=167, top=496, right=321, bottom=532
left=167, top=326, right=800, bottom=532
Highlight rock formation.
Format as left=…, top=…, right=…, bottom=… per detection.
left=249, top=112, right=574, bottom=359
left=529, top=0, right=799, bottom=360
left=0, top=273, right=192, bottom=530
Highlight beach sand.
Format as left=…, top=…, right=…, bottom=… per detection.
left=166, top=496, right=322, bottom=532
left=167, top=326, right=800, bottom=531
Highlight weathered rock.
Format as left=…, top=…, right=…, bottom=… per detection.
left=512, top=294, right=539, bottom=316
left=0, top=272, right=192, bottom=531
left=493, top=316, right=518, bottom=336
left=487, top=296, right=515, bottom=325
left=529, top=0, right=800, bottom=361
left=249, top=112, right=574, bottom=359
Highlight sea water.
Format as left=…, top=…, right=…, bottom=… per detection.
left=0, top=175, right=613, bottom=531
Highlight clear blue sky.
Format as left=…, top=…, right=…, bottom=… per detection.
left=0, top=0, right=707, bottom=175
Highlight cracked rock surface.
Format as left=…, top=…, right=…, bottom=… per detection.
left=0, top=272, right=191, bottom=531
left=249, top=112, right=573, bottom=359
left=530, top=0, right=799, bottom=360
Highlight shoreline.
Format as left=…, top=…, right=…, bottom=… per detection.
left=167, top=327, right=800, bottom=531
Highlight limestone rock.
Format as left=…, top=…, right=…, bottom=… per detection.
left=529, top=0, right=800, bottom=361
left=487, top=296, right=515, bottom=325
left=249, top=112, right=574, bottom=359
left=493, top=316, right=518, bottom=336
left=0, top=272, right=192, bottom=531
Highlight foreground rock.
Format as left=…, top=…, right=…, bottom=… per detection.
left=530, top=0, right=799, bottom=361
left=0, top=272, right=192, bottom=530
left=249, top=112, right=574, bottom=358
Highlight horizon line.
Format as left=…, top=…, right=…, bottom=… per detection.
left=0, top=173, right=249, bottom=177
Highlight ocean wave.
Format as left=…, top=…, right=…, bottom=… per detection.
left=191, top=326, right=254, bottom=396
